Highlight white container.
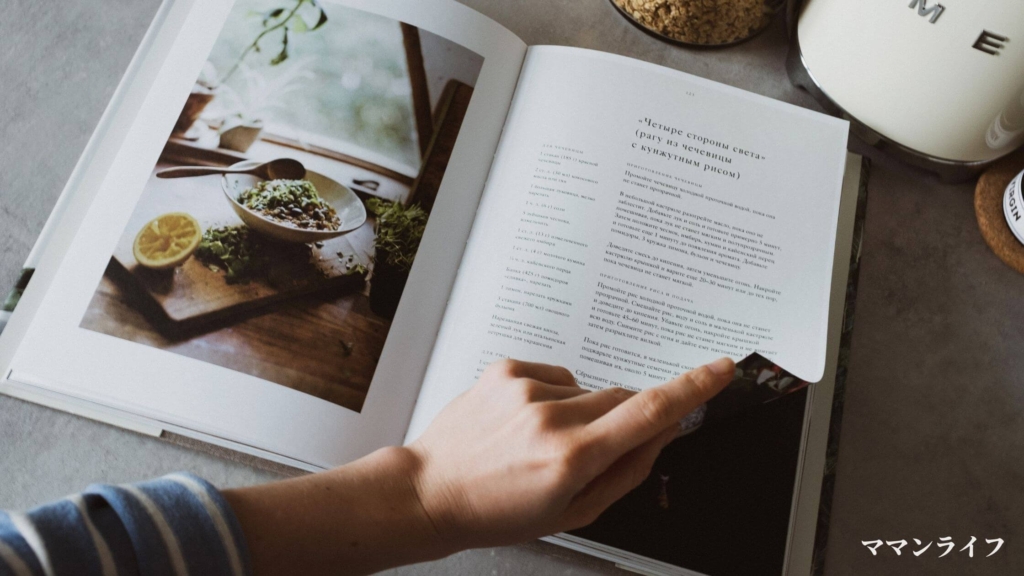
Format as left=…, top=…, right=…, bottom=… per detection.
left=788, top=0, right=1024, bottom=181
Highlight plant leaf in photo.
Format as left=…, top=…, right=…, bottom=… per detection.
left=219, top=0, right=328, bottom=85
left=271, top=29, right=289, bottom=66
left=367, top=199, right=428, bottom=271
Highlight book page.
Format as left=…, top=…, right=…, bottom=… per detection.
left=2, top=0, right=526, bottom=470
left=408, top=46, right=849, bottom=441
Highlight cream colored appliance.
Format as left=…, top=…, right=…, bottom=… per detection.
left=788, top=0, right=1024, bottom=181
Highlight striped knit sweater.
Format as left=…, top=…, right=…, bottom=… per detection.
left=0, top=473, right=250, bottom=576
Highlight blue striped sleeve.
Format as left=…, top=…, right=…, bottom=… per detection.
left=0, top=473, right=251, bottom=576
left=0, top=512, right=46, bottom=576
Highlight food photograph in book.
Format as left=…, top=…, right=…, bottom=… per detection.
left=79, top=0, right=484, bottom=413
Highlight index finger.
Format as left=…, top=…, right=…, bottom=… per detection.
left=583, top=357, right=735, bottom=461
left=487, top=358, right=578, bottom=388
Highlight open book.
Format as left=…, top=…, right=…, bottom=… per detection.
left=0, top=1, right=866, bottom=574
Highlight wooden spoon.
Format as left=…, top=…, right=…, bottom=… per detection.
left=155, top=158, right=306, bottom=180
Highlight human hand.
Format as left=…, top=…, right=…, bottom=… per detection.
left=405, top=357, right=735, bottom=551
left=224, top=357, right=734, bottom=576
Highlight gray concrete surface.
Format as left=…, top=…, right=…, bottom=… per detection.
left=2, top=1, right=1023, bottom=575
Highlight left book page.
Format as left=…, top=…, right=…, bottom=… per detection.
left=0, top=0, right=526, bottom=470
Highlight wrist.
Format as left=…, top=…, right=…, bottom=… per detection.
left=362, top=445, right=456, bottom=560
left=224, top=446, right=456, bottom=576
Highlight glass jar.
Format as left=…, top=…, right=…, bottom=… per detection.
left=611, top=0, right=784, bottom=47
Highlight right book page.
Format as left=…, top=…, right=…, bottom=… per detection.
left=408, top=46, right=849, bottom=440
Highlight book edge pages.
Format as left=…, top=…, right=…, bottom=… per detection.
left=543, top=534, right=708, bottom=576
left=784, top=153, right=866, bottom=575
left=1, top=372, right=322, bottom=474
left=807, top=156, right=871, bottom=575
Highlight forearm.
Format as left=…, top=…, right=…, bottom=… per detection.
left=223, top=447, right=450, bottom=576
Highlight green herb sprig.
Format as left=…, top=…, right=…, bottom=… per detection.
left=218, top=0, right=329, bottom=86
left=366, top=199, right=428, bottom=271
left=195, top=225, right=271, bottom=283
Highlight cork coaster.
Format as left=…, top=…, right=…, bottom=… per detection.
left=975, top=151, right=1024, bottom=274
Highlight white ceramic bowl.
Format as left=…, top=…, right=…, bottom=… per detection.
left=221, top=160, right=366, bottom=244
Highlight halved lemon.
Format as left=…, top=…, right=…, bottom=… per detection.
left=132, top=212, right=202, bottom=270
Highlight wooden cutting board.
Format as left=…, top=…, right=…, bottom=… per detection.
left=109, top=166, right=372, bottom=330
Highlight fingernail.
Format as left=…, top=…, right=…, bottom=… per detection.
left=707, top=356, right=735, bottom=377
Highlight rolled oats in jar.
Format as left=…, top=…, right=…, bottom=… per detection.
left=612, top=0, right=782, bottom=47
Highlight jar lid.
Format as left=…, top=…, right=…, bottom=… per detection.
left=1003, top=170, right=1024, bottom=246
